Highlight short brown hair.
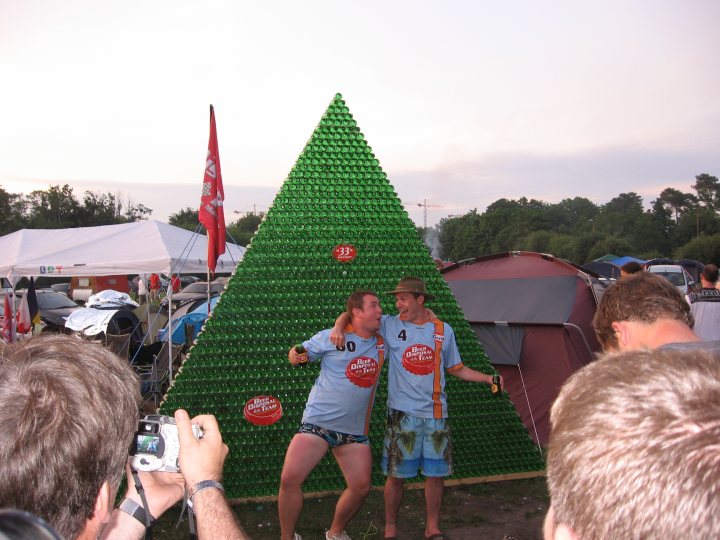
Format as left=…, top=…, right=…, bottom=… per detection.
left=547, top=349, right=720, bottom=539
left=702, top=263, right=719, bottom=283
left=620, top=261, right=642, bottom=275
left=593, top=272, right=693, bottom=350
left=346, top=289, right=378, bottom=319
left=0, top=335, right=140, bottom=539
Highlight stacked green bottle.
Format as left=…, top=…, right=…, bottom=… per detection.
left=160, top=93, right=544, bottom=499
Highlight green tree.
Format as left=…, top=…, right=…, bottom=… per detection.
left=24, top=184, right=81, bottom=228
left=0, top=186, right=26, bottom=234
left=169, top=207, right=201, bottom=232
left=227, top=213, right=264, bottom=246
left=674, top=234, right=720, bottom=264
left=546, top=197, right=598, bottom=235
left=656, top=187, right=696, bottom=223
left=692, top=173, right=720, bottom=212
left=594, top=192, right=644, bottom=238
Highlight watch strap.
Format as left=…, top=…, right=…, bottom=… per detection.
left=118, top=497, right=154, bottom=527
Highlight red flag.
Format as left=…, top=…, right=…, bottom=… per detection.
left=199, top=105, right=226, bottom=274
left=2, top=294, right=13, bottom=343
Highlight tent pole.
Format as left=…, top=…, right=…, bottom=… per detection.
left=517, top=365, right=543, bottom=455
left=167, top=282, right=173, bottom=381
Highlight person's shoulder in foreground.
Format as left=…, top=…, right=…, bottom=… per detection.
left=544, top=347, right=720, bottom=539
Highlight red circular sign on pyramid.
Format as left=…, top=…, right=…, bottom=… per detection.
left=333, top=244, right=357, bottom=263
left=345, top=356, right=380, bottom=388
left=243, top=395, right=283, bottom=425
left=402, top=344, right=436, bottom=375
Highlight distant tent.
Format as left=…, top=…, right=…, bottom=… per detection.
left=442, top=251, right=602, bottom=445
left=611, top=255, right=647, bottom=267
left=582, top=260, right=620, bottom=280
left=595, top=253, right=619, bottom=262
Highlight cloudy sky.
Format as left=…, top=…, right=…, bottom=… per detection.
left=1, top=1, right=718, bottom=228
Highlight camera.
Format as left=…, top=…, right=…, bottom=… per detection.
left=130, top=415, right=203, bottom=472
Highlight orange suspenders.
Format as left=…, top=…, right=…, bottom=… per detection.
left=432, top=320, right=445, bottom=419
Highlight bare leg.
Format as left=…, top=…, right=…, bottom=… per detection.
left=278, top=434, right=329, bottom=540
left=424, top=476, right=444, bottom=537
left=328, top=443, right=372, bottom=536
left=384, top=476, right=404, bottom=538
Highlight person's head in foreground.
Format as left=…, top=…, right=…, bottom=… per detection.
left=592, top=272, right=696, bottom=351
left=0, top=334, right=139, bottom=540
left=544, top=348, right=720, bottom=539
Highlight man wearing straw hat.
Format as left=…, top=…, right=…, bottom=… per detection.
left=332, top=276, right=502, bottom=540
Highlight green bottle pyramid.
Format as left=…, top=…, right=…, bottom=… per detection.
left=160, top=94, right=543, bottom=499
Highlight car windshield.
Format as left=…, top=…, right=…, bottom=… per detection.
left=36, top=292, right=78, bottom=309
left=656, top=272, right=685, bottom=286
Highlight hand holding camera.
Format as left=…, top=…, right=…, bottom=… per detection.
left=130, top=414, right=203, bottom=473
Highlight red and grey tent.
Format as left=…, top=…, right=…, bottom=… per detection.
left=442, top=251, right=603, bottom=446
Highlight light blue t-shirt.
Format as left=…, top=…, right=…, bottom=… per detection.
left=380, top=315, right=462, bottom=419
left=301, top=328, right=384, bottom=436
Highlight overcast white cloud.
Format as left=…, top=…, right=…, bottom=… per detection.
left=1, top=0, right=718, bottom=228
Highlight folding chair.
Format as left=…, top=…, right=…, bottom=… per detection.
left=105, top=332, right=131, bottom=360
left=137, top=342, right=183, bottom=413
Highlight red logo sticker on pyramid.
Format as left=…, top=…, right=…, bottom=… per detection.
left=345, top=356, right=380, bottom=388
left=332, top=244, right=357, bottom=263
left=243, top=395, right=283, bottom=425
left=402, top=344, right=436, bottom=375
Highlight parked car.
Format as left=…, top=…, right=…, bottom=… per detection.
left=162, top=281, right=226, bottom=308
left=647, top=264, right=696, bottom=295
left=2, top=290, right=81, bottom=332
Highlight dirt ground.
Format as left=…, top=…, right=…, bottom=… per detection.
left=153, top=476, right=548, bottom=540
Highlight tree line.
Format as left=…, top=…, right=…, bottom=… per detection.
left=3, top=174, right=720, bottom=265
left=435, top=173, right=720, bottom=265
left=0, top=184, right=261, bottom=246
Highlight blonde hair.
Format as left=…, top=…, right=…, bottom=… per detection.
left=547, top=348, right=720, bottom=539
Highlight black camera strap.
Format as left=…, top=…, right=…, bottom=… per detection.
left=130, top=469, right=155, bottom=540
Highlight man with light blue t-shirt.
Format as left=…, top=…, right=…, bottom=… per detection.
left=279, top=290, right=385, bottom=540
left=331, top=276, right=502, bottom=540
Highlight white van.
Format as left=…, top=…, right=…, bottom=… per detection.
left=647, top=264, right=696, bottom=295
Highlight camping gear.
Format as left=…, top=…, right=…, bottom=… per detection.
left=442, top=251, right=603, bottom=445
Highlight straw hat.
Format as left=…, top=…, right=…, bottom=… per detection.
left=386, top=276, right=435, bottom=300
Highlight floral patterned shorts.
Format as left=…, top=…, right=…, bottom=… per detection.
left=381, top=408, right=453, bottom=478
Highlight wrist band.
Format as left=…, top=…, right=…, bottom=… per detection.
left=188, top=480, right=224, bottom=505
left=118, top=498, right=154, bottom=527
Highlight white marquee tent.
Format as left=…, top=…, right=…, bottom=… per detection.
left=0, top=220, right=245, bottom=284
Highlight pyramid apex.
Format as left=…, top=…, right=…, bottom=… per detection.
left=334, top=92, right=343, bottom=101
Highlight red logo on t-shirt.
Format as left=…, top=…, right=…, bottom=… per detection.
left=243, top=395, right=283, bottom=425
left=345, top=356, right=379, bottom=388
left=402, top=344, right=435, bottom=375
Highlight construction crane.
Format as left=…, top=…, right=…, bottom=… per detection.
left=411, top=199, right=442, bottom=230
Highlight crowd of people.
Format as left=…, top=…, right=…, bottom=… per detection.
left=1, top=269, right=719, bottom=539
